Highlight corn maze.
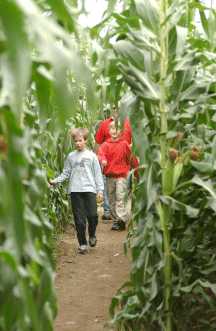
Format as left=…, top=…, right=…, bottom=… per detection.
left=0, top=1, right=216, bottom=331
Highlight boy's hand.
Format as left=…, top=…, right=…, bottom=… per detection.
left=101, top=159, right=107, bottom=168
left=48, top=179, right=56, bottom=188
left=96, top=192, right=104, bottom=204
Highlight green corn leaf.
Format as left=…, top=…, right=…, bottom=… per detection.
left=150, top=273, right=158, bottom=301
left=46, top=0, right=77, bottom=33
left=179, top=84, right=205, bottom=101
left=156, top=201, right=165, bottom=232
left=24, top=206, right=42, bottom=227
left=107, top=0, right=118, bottom=16
left=174, top=50, right=195, bottom=71
left=130, top=25, right=160, bottom=54
left=208, top=11, right=216, bottom=48
left=146, top=165, right=157, bottom=211
left=33, top=65, right=52, bottom=118
left=0, top=1, right=31, bottom=112
left=190, top=160, right=214, bottom=174
left=192, top=175, right=216, bottom=200
left=20, top=278, right=41, bottom=331
left=114, top=40, right=145, bottom=70
left=176, top=25, right=187, bottom=57
left=165, top=0, right=186, bottom=31
left=135, top=0, right=159, bottom=33
left=0, top=251, right=17, bottom=272
left=211, top=136, right=216, bottom=165
left=181, top=280, right=216, bottom=296
left=207, top=197, right=216, bottom=213
left=199, top=8, right=209, bottom=37
left=160, top=195, right=199, bottom=218
left=128, top=64, right=160, bottom=101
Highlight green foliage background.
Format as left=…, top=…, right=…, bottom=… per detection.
left=1, top=1, right=216, bottom=331
left=0, top=1, right=96, bottom=330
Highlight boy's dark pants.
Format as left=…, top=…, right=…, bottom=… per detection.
left=70, top=192, right=98, bottom=246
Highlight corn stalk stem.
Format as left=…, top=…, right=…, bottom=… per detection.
left=159, top=0, right=172, bottom=330
left=159, top=0, right=168, bottom=169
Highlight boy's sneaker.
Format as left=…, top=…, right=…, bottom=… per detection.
left=89, top=237, right=97, bottom=247
left=111, top=221, right=126, bottom=231
left=119, top=221, right=126, bottom=230
left=111, top=222, right=120, bottom=231
left=78, top=245, right=88, bottom=254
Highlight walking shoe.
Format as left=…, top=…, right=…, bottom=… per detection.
left=111, top=222, right=120, bottom=231
left=89, top=237, right=97, bottom=247
left=78, top=245, right=88, bottom=254
left=111, top=221, right=126, bottom=231
left=118, top=221, right=126, bottom=231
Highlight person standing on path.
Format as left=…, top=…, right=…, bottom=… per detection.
left=98, top=121, right=138, bottom=231
left=49, top=128, right=104, bottom=254
left=95, top=106, right=132, bottom=222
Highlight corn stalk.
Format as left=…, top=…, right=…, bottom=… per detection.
left=159, top=1, right=172, bottom=330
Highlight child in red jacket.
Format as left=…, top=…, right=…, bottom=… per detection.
left=98, top=121, right=138, bottom=231
left=95, top=106, right=132, bottom=222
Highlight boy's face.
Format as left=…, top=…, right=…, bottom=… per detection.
left=109, top=122, right=120, bottom=140
left=73, top=135, right=86, bottom=151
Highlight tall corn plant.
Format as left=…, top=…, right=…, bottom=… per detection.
left=0, top=1, right=96, bottom=330
left=98, top=0, right=216, bottom=330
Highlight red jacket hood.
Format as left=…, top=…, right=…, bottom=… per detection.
left=95, top=117, right=132, bottom=145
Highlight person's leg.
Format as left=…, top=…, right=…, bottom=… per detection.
left=103, top=175, right=111, bottom=219
left=83, top=192, right=98, bottom=245
left=126, top=173, right=132, bottom=220
left=115, top=177, right=129, bottom=230
left=107, top=177, right=119, bottom=229
left=70, top=193, right=87, bottom=246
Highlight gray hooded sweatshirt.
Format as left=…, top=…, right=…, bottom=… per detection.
left=52, top=149, right=104, bottom=194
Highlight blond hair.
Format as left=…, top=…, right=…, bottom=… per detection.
left=70, top=127, right=89, bottom=140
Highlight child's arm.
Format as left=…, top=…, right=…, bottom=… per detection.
left=97, top=144, right=108, bottom=168
left=95, top=121, right=105, bottom=145
left=49, top=156, right=72, bottom=186
left=92, top=155, right=104, bottom=194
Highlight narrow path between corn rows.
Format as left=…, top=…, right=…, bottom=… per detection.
left=54, top=219, right=130, bottom=331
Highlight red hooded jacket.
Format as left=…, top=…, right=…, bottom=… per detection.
left=98, top=138, right=138, bottom=178
left=95, top=117, right=132, bottom=145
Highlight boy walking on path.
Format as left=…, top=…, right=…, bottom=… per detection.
left=50, top=128, right=104, bottom=254
left=98, top=122, right=138, bottom=231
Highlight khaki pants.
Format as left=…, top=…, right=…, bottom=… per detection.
left=107, top=177, right=131, bottom=224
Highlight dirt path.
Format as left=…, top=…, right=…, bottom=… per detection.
left=54, top=220, right=130, bottom=331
